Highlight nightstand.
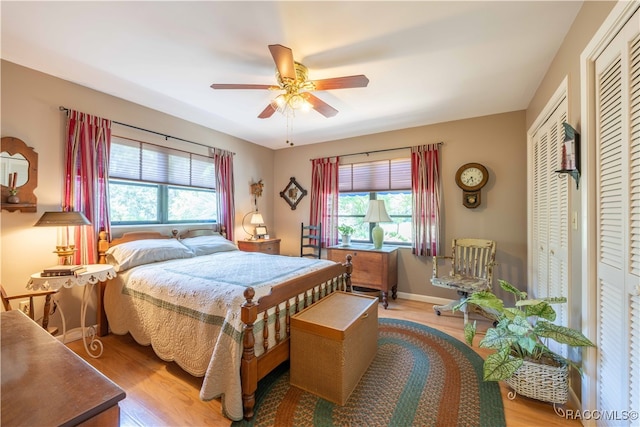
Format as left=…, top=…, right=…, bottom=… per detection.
left=27, top=264, right=116, bottom=358
left=326, top=244, right=398, bottom=309
left=237, top=238, right=281, bottom=255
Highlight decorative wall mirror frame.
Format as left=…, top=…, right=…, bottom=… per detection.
left=279, top=177, right=307, bottom=210
left=1, top=137, right=38, bottom=212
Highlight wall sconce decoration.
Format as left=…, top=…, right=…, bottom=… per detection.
left=555, top=122, right=580, bottom=189
left=280, top=177, right=307, bottom=210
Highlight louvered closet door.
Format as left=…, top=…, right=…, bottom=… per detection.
left=531, top=98, right=570, bottom=358
left=594, top=11, right=640, bottom=423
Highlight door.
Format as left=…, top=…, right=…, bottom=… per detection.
left=593, top=11, right=640, bottom=423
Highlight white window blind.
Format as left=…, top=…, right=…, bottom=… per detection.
left=109, top=137, right=215, bottom=189
left=339, top=158, right=411, bottom=192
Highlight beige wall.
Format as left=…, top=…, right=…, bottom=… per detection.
left=272, top=111, right=528, bottom=303
left=0, top=60, right=274, bottom=330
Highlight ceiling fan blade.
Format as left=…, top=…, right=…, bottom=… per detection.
left=258, top=103, right=277, bottom=119
left=210, top=83, right=276, bottom=90
left=301, top=93, right=338, bottom=118
left=311, top=75, right=370, bottom=91
left=268, top=44, right=296, bottom=80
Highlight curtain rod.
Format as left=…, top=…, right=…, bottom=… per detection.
left=59, top=106, right=235, bottom=155
left=313, top=142, right=443, bottom=160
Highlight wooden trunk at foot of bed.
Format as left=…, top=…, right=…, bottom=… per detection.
left=240, top=256, right=352, bottom=420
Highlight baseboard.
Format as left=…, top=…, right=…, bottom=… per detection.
left=395, top=291, right=453, bottom=307
left=56, top=325, right=98, bottom=344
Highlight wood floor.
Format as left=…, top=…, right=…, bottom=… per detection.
left=67, top=298, right=581, bottom=426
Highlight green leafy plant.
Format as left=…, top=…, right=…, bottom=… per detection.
left=460, top=279, right=595, bottom=382
left=337, top=225, right=355, bottom=235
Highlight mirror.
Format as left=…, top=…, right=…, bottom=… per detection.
left=1, top=137, right=38, bottom=212
left=1, top=152, right=29, bottom=187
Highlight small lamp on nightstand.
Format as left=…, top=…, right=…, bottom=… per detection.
left=364, top=200, right=392, bottom=249
left=34, top=210, right=91, bottom=265
left=242, top=211, right=265, bottom=240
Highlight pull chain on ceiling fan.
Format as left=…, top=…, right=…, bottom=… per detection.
left=210, top=44, right=369, bottom=119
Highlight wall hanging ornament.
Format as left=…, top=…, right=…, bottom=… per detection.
left=279, top=177, right=307, bottom=210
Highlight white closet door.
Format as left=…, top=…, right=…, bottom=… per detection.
left=531, top=98, right=570, bottom=358
left=594, top=11, right=640, bottom=424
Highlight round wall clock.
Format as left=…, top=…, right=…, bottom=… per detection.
left=455, top=163, right=489, bottom=208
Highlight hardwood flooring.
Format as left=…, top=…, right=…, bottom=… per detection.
left=67, top=298, right=581, bottom=426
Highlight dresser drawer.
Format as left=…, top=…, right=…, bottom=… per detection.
left=237, top=238, right=280, bottom=255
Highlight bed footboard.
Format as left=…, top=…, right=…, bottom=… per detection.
left=240, top=255, right=352, bottom=420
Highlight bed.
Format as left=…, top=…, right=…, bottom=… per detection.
left=97, top=228, right=352, bottom=421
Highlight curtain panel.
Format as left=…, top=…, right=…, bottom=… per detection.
left=211, top=148, right=235, bottom=242
left=411, top=144, right=441, bottom=256
left=310, top=156, right=340, bottom=247
left=64, top=110, right=112, bottom=264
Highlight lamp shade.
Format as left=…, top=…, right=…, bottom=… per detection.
left=363, top=200, right=391, bottom=223
left=34, top=211, right=91, bottom=226
left=250, top=213, right=264, bottom=225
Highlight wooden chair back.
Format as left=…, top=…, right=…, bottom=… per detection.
left=449, top=238, right=497, bottom=284
left=300, top=223, right=322, bottom=259
left=0, top=285, right=59, bottom=335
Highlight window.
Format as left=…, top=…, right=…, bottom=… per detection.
left=338, top=158, right=412, bottom=245
left=109, top=137, right=216, bottom=224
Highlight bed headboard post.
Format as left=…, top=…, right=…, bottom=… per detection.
left=98, top=230, right=109, bottom=264
left=240, top=287, right=258, bottom=419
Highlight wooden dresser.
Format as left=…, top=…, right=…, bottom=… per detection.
left=237, top=238, right=281, bottom=255
left=1, top=310, right=126, bottom=426
left=326, top=244, right=398, bottom=309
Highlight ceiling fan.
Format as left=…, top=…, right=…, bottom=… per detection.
left=210, top=44, right=369, bottom=119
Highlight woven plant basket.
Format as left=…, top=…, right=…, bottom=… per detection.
left=505, top=357, right=569, bottom=404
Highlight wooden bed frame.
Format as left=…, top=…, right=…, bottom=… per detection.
left=96, top=227, right=353, bottom=420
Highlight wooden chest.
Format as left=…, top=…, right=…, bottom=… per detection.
left=290, top=291, right=378, bottom=405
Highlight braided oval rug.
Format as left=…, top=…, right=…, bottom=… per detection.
left=233, top=318, right=505, bottom=427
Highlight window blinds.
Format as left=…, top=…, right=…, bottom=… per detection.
left=109, top=137, right=215, bottom=189
left=339, top=158, right=411, bottom=192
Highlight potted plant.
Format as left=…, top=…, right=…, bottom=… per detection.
left=459, top=279, right=595, bottom=404
left=337, top=225, right=355, bottom=246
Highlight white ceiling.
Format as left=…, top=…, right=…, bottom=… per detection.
left=1, top=1, right=582, bottom=150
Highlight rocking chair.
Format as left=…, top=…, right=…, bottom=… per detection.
left=431, top=238, right=497, bottom=324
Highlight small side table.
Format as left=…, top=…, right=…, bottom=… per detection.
left=27, top=264, right=116, bottom=358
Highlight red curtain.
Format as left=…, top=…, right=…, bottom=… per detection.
left=310, top=156, right=340, bottom=247
left=411, top=144, right=441, bottom=256
left=64, top=110, right=112, bottom=264
left=212, top=148, right=235, bottom=241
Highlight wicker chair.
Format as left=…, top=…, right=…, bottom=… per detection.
left=431, top=238, right=497, bottom=324
left=1, top=285, right=59, bottom=335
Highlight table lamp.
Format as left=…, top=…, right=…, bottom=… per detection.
left=242, top=210, right=265, bottom=240
left=363, top=200, right=391, bottom=249
left=34, top=210, right=91, bottom=264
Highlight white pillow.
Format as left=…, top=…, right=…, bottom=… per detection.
left=180, top=234, right=238, bottom=256
left=106, top=238, right=194, bottom=272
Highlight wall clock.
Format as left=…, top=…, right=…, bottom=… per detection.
left=455, top=162, right=489, bottom=209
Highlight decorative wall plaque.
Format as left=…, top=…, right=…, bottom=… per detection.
left=279, top=177, right=307, bottom=210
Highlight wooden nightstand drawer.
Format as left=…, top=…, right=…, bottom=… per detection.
left=237, top=238, right=281, bottom=255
